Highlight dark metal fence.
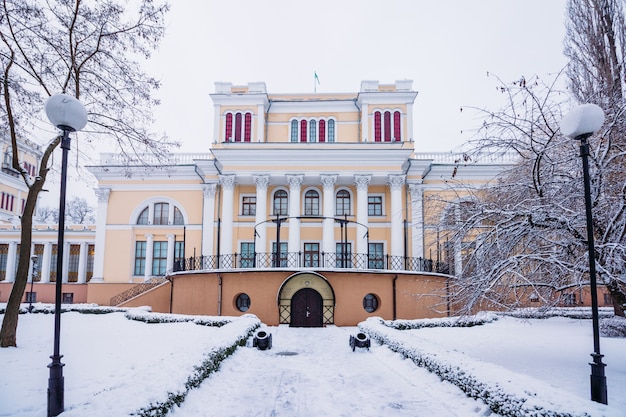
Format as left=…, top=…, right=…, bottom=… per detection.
left=172, top=251, right=450, bottom=274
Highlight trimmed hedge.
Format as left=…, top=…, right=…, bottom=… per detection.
left=359, top=316, right=616, bottom=417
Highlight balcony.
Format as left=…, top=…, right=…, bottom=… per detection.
left=171, top=251, right=451, bottom=275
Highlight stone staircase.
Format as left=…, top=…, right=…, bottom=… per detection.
left=110, top=277, right=169, bottom=306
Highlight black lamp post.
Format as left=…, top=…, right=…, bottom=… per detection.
left=45, top=93, right=88, bottom=417
left=560, top=103, right=608, bottom=405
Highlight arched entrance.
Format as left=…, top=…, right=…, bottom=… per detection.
left=278, top=272, right=335, bottom=326
left=291, top=288, right=323, bottom=327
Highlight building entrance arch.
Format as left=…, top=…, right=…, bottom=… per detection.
left=278, top=272, right=335, bottom=326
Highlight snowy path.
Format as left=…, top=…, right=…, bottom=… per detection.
left=173, top=325, right=495, bottom=417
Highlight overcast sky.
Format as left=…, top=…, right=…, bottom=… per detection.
left=147, top=0, right=569, bottom=154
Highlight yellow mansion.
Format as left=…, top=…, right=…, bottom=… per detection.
left=1, top=80, right=515, bottom=325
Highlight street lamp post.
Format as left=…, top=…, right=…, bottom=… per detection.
left=45, top=93, right=88, bottom=417
left=560, top=103, right=608, bottom=405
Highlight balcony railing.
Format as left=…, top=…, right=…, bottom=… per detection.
left=171, top=251, right=450, bottom=275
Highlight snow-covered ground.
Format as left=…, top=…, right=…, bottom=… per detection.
left=0, top=308, right=624, bottom=417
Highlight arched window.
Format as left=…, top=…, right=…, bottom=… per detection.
left=291, top=120, right=298, bottom=142
left=384, top=111, right=391, bottom=142
left=393, top=111, right=401, bottom=141
left=234, top=113, right=242, bottom=142
left=173, top=207, right=184, bottom=225
left=336, top=190, right=350, bottom=216
left=309, top=120, right=317, bottom=143
left=137, top=208, right=149, bottom=225
left=153, top=203, right=169, bottom=225
left=273, top=190, right=288, bottom=215
left=374, top=112, right=382, bottom=142
left=244, top=113, right=252, bottom=142
left=225, top=113, right=233, bottom=141
left=304, top=190, right=320, bottom=216
left=328, top=120, right=335, bottom=142
left=300, top=120, right=307, bottom=142
left=319, top=120, right=326, bottom=143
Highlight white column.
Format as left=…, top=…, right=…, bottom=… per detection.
left=219, top=175, right=236, bottom=268
left=92, top=188, right=110, bottom=282
left=257, top=104, right=265, bottom=142
left=145, top=233, right=154, bottom=281
left=406, top=103, right=414, bottom=142
left=202, top=183, right=217, bottom=257
left=62, top=241, right=70, bottom=283
left=5, top=241, right=17, bottom=283
left=41, top=242, right=52, bottom=283
left=166, top=234, right=175, bottom=272
left=213, top=107, right=221, bottom=143
left=254, top=175, right=269, bottom=256
left=321, top=175, right=337, bottom=255
left=389, top=175, right=406, bottom=265
left=355, top=175, right=371, bottom=256
left=408, top=182, right=424, bottom=259
left=287, top=175, right=303, bottom=254
left=77, top=242, right=88, bottom=283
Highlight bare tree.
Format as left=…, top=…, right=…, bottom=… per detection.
left=0, top=0, right=175, bottom=347
left=66, top=197, right=94, bottom=224
left=37, top=205, right=58, bottom=223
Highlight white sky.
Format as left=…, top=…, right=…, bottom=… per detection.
left=46, top=0, right=571, bottom=207
left=148, top=0, right=569, bottom=153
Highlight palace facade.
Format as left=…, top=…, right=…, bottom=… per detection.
left=3, top=79, right=583, bottom=326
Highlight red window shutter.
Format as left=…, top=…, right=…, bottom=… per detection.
left=234, top=113, right=242, bottom=142
left=394, top=111, right=401, bottom=141
left=225, top=114, right=233, bottom=141
left=244, top=113, right=252, bottom=142
left=374, top=112, right=381, bottom=142
left=300, top=120, right=307, bottom=142
left=319, top=120, right=326, bottom=142
left=384, top=111, right=391, bottom=142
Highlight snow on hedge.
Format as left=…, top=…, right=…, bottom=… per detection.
left=359, top=316, right=619, bottom=417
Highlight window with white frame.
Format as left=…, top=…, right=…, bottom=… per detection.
left=273, top=190, right=288, bottom=216
left=225, top=111, right=253, bottom=142
left=290, top=118, right=336, bottom=142
left=368, top=195, right=383, bottom=216
left=241, top=195, right=256, bottom=216
left=304, top=189, right=320, bottom=216
left=336, top=189, right=351, bottom=216
left=373, top=110, right=402, bottom=142
left=135, top=201, right=185, bottom=225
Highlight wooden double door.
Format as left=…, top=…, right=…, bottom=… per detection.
left=290, top=288, right=323, bottom=327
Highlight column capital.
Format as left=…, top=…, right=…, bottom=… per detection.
left=95, top=188, right=111, bottom=203
left=321, top=174, right=337, bottom=188
left=354, top=174, right=371, bottom=190
left=253, top=175, right=270, bottom=191
left=203, top=183, right=218, bottom=198
left=219, top=174, right=236, bottom=190
left=286, top=174, right=304, bottom=189
left=388, top=174, right=406, bottom=190
left=408, top=181, right=424, bottom=198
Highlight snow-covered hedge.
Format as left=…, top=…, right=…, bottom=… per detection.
left=124, top=307, right=234, bottom=327
left=132, top=314, right=261, bottom=417
left=503, top=307, right=615, bottom=320
left=359, top=317, right=615, bottom=417
left=385, top=311, right=498, bottom=330
left=600, top=316, right=626, bottom=337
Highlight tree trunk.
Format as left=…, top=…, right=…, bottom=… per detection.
left=0, top=184, right=40, bottom=347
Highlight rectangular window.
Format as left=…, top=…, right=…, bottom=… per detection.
left=368, top=243, right=384, bottom=269
left=240, top=242, right=255, bottom=267
left=336, top=242, right=352, bottom=268
left=242, top=196, right=256, bottom=216
left=271, top=242, right=288, bottom=267
left=562, top=293, right=576, bottom=306
left=0, top=244, right=8, bottom=281
left=153, top=203, right=169, bottom=225
left=604, top=293, right=613, bottom=306
left=62, top=293, right=74, bottom=304
left=152, top=241, right=168, bottom=276
left=304, top=242, right=320, bottom=267
left=86, top=244, right=95, bottom=282
left=25, top=292, right=36, bottom=303
left=49, top=245, right=57, bottom=282
left=68, top=244, right=80, bottom=282
left=368, top=196, right=383, bottom=216
left=134, top=241, right=147, bottom=276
